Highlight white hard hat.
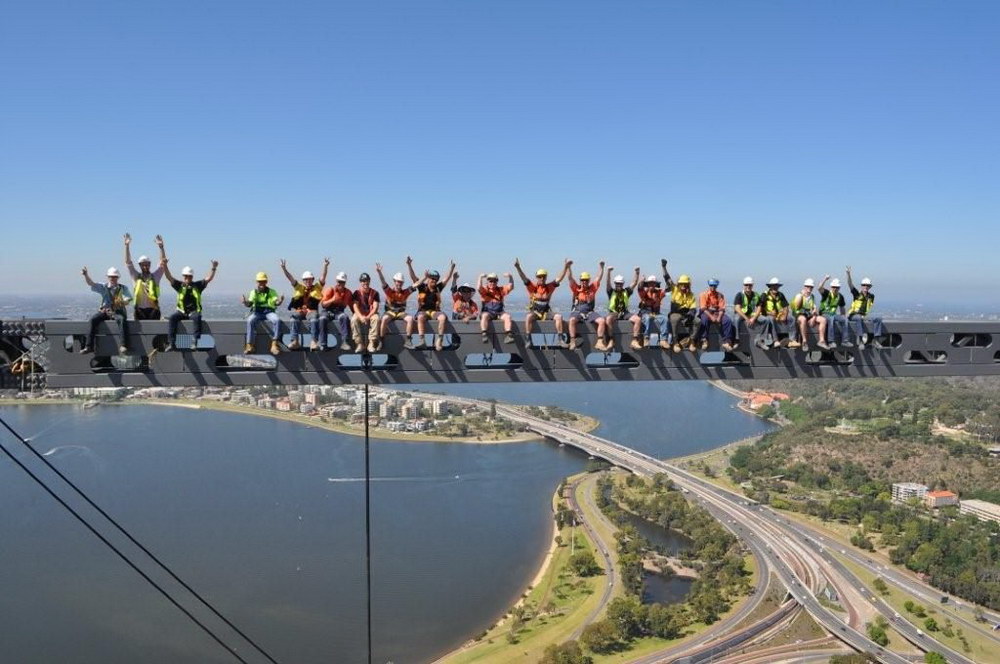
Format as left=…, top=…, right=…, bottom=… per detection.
left=767, top=277, right=781, bottom=286
left=645, top=274, right=660, bottom=283
left=743, top=276, right=754, bottom=285
left=301, top=270, right=315, bottom=280
left=106, top=267, right=120, bottom=277
left=181, top=266, right=194, bottom=277
left=137, top=255, right=150, bottom=264
left=335, top=271, right=348, bottom=282
left=829, top=278, right=841, bottom=288
left=803, top=278, right=815, bottom=287
left=613, top=275, right=625, bottom=284
left=392, top=272, right=405, bottom=282
left=861, top=277, right=873, bottom=286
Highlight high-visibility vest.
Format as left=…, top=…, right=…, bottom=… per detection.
left=247, top=288, right=279, bottom=312
left=176, top=284, right=203, bottom=313
left=608, top=288, right=631, bottom=314
left=791, top=293, right=815, bottom=315
left=736, top=291, right=758, bottom=316
left=671, top=289, right=695, bottom=310
left=134, top=276, right=160, bottom=306
left=850, top=292, right=874, bottom=315
left=761, top=291, right=787, bottom=315
left=819, top=291, right=841, bottom=315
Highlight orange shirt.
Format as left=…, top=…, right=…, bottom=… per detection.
left=570, top=282, right=599, bottom=304
left=479, top=283, right=513, bottom=303
left=526, top=281, right=559, bottom=302
left=322, top=286, right=354, bottom=310
left=638, top=286, right=667, bottom=312
left=699, top=289, right=726, bottom=311
left=383, top=286, right=414, bottom=311
left=452, top=291, right=479, bottom=316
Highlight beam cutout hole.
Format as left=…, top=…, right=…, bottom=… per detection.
left=464, top=353, right=522, bottom=369
left=950, top=333, right=992, bottom=348
left=904, top=350, right=947, bottom=364
left=337, top=354, right=398, bottom=370
left=584, top=352, right=639, bottom=369
left=215, top=355, right=278, bottom=371
left=699, top=351, right=750, bottom=366
left=804, top=350, right=855, bottom=366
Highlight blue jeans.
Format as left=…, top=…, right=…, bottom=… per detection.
left=246, top=311, right=281, bottom=343
left=755, top=315, right=790, bottom=347
left=823, top=314, right=848, bottom=344
left=695, top=311, right=735, bottom=343
left=325, top=308, right=351, bottom=341
left=290, top=310, right=324, bottom=345
left=641, top=312, right=669, bottom=340
left=848, top=314, right=884, bottom=343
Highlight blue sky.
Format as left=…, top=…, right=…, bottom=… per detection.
left=2, top=1, right=998, bottom=302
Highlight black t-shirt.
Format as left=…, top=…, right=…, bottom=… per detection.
left=352, top=288, right=381, bottom=316
left=417, top=283, right=445, bottom=311
left=170, top=279, right=207, bottom=314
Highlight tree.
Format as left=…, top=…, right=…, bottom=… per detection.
left=923, top=617, right=938, bottom=632
left=924, top=653, right=947, bottom=664
left=607, top=596, right=644, bottom=640
left=903, top=600, right=915, bottom=613
left=646, top=603, right=686, bottom=639
left=569, top=551, right=601, bottom=577
left=873, top=577, right=888, bottom=595
left=866, top=621, right=889, bottom=646
left=539, top=641, right=593, bottom=664
left=580, top=620, right=620, bottom=654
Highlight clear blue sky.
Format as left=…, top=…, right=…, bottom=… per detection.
left=2, top=1, right=998, bottom=301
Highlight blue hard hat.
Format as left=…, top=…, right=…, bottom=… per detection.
left=708, top=279, right=720, bottom=287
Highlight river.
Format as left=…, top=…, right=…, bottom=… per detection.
left=0, top=383, right=772, bottom=663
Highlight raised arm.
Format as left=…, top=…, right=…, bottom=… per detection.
left=204, top=260, right=219, bottom=284
left=595, top=260, right=606, bottom=285
left=123, top=233, right=133, bottom=268
left=630, top=266, right=641, bottom=291
left=82, top=266, right=96, bottom=288
left=405, top=256, right=419, bottom=283
left=161, top=258, right=174, bottom=283
left=478, top=273, right=486, bottom=289
left=375, top=262, right=389, bottom=290
left=319, top=257, right=330, bottom=285
left=661, top=258, right=674, bottom=290
left=155, top=234, right=166, bottom=263
left=513, top=258, right=530, bottom=285
left=846, top=266, right=856, bottom=292
left=441, top=260, right=457, bottom=286
left=606, top=266, right=614, bottom=293
left=554, top=258, right=571, bottom=285
left=279, top=258, right=296, bottom=285
left=566, top=261, right=577, bottom=288
left=818, top=274, right=830, bottom=291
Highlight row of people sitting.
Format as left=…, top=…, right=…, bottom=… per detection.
left=80, top=236, right=883, bottom=356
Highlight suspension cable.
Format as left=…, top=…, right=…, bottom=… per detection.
left=364, top=383, right=373, bottom=664
left=0, top=414, right=280, bottom=664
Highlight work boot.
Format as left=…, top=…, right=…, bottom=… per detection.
left=568, top=336, right=580, bottom=350
left=721, top=342, right=733, bottom=352
left=659, top=339, right=671, bottom=350
left=700, top=339, right=709, bottom=351
left=481, top=331, right=489, bottom=344
left=503, top=332, right=515, bottom=344
left=672, top=343, right=682, bottom=353
left=288, top=338, right=301, bottom=350
left=339, top=341, right=352, bottom=351
left=787, top=340, right=801, bottom=349
left=434, top=335, right=444, bottom=351
left=244, top=343, right=254, bottom=354
left=687, top=341, right=697, bottom=352
left=80, top=345, right=94, bottom=354
left=368, top=340, right=379, bottom=353
left=630, top=337, right=642, bottom=350
left=270, top=340, right=281, bottom=355
left=404, top=337, right=414, bottom=349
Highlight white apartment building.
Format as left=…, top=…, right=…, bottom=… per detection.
left=891, top=482, right=928, bottom=504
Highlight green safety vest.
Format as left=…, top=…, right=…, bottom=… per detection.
left=850, top=292, right=874, bottom=315
left=247, top=288, right=279, bottom=312
left=761, top=291, right=786, bottom=315
left=608, top=288, right=630, bottom=314
left=737, top=291, right=758, bottom=316
left=791, top=293, right=815, bottom=316
left=819, top=290, right=841, bottom=315
left=134, top=276, right=160, bottom=305
left=176, top=283, right=203, bottom=313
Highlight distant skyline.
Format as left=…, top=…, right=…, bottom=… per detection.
left=2, top=2, right=998, bottom=304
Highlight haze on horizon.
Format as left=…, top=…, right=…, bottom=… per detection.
left=2, top=2, right=998, bottom=303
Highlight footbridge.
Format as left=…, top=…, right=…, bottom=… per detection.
left=2, top=319, right=999, bottom=390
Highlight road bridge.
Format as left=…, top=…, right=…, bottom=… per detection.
left=1, top=319, right=998, bottom=389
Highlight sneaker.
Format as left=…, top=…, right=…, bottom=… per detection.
left=594, top=338, right=607, bottom=352
left=802, top=343, right=810, bottom=352
left=270, top=341, right=281, bottom=355
left=503, top=332, right=515, bottom=344
left=568, top=336, right=580, bottom=350
left=721, top=342, right=733, bottom=352
left=352, top=338, right=363, bottom=349
left=118, top=345, right=128, bottom=354
left=309, top=340, right=319, bottom=351
left=756, top=339, right=770, bottom=351
left=288, top=338, right=301, bottom=350
left=827, top=341, right=837, bottom=349
left=816, top=341, right=829, bottom=350
left=339, top=341, right=352, bottom=351
left=368, top=341, right=378, bottom=353
left=840, top=341, right=853, bottom=348
left=857, top=342, right=867, bottom=350
left=404, top=337, right=414, bottom=349
left=787, top=340, right=801, bottom=349
left=434, top=335, right=444, bottom=351
left=659, top=339, right=671, bottom=350
left=630, top=338, right=642, bottom=350
left=163, top=343, right=176, bottom=352
left=79, top=346, right=94, bottom=355
left=861, top=333, right=870, bottom=346
left=672, top=343, right=682, bottom=353
left=481, top=332, right=489, bottom=344
left=190, top=339, right=199, bottom=350
left=687, top=341, right=697, bottom=352
left=244, top=343, right=254, bottom=354
left=700, top=339, right=709, bottom=351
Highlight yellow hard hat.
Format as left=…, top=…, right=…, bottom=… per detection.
left=255, top=272, right=268, bottom=281
left=579, top=271, right=591, bottom=280
left=677, top=274, right=691, bottom=285
left=535, top=268, right=548, bottom=277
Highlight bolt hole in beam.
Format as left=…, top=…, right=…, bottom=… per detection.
left=214, top=355, right=278, bottom=371
left=150, top=334, right=216, bottom=350
left=904, top=350, right=948, bottom=365
left=804, top=350, right=855, bottom=366
left=950, top=333, right=992, bottom=348
left=464, top=353, right=522, bottom=369
left=337, top=354, right=398, bottom=370
left=528, top=333, right=564, bottom=348
left=89, top=354, right=148, bottom=373
left=63, top=335, right=81, bottom=352
left=699, top=351, right=750, bottom=367
left=584, top=352, right=640, bottom=369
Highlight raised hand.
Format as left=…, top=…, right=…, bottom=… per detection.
left=279, top=258, right=287, bottom=268
left=405, top=255, right=413, bottom=264
left=323, top=257, right=330, bottom=266
left=375, top=262, right=383, bottom=272
left=598, top=260, right=605, bottom=268
left=123, top=233, right=131, bottom=246
left=564, top=258, right=572, bottom=267
left=634, top=266, right=640, bottom=273
left=608, top=266, right=615, bottom=273
left=211, top=260, right=219, bottom=269
left=661, top=258, right=668, bottom=268
left=81, top=266, right=89, bottom=276
left=154, top=234, right=163, bottom=247
left=513, top=257, right=521, bottom=268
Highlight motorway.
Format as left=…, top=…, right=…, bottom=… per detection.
left=484, top=401, right=988, bottom=664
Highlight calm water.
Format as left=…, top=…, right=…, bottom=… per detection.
left=0, top=385, right=770, bottom=663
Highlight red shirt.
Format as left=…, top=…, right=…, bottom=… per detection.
left=322, top=286, right=353, bottom=310
left=479, top=283, right=513, bottom=303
